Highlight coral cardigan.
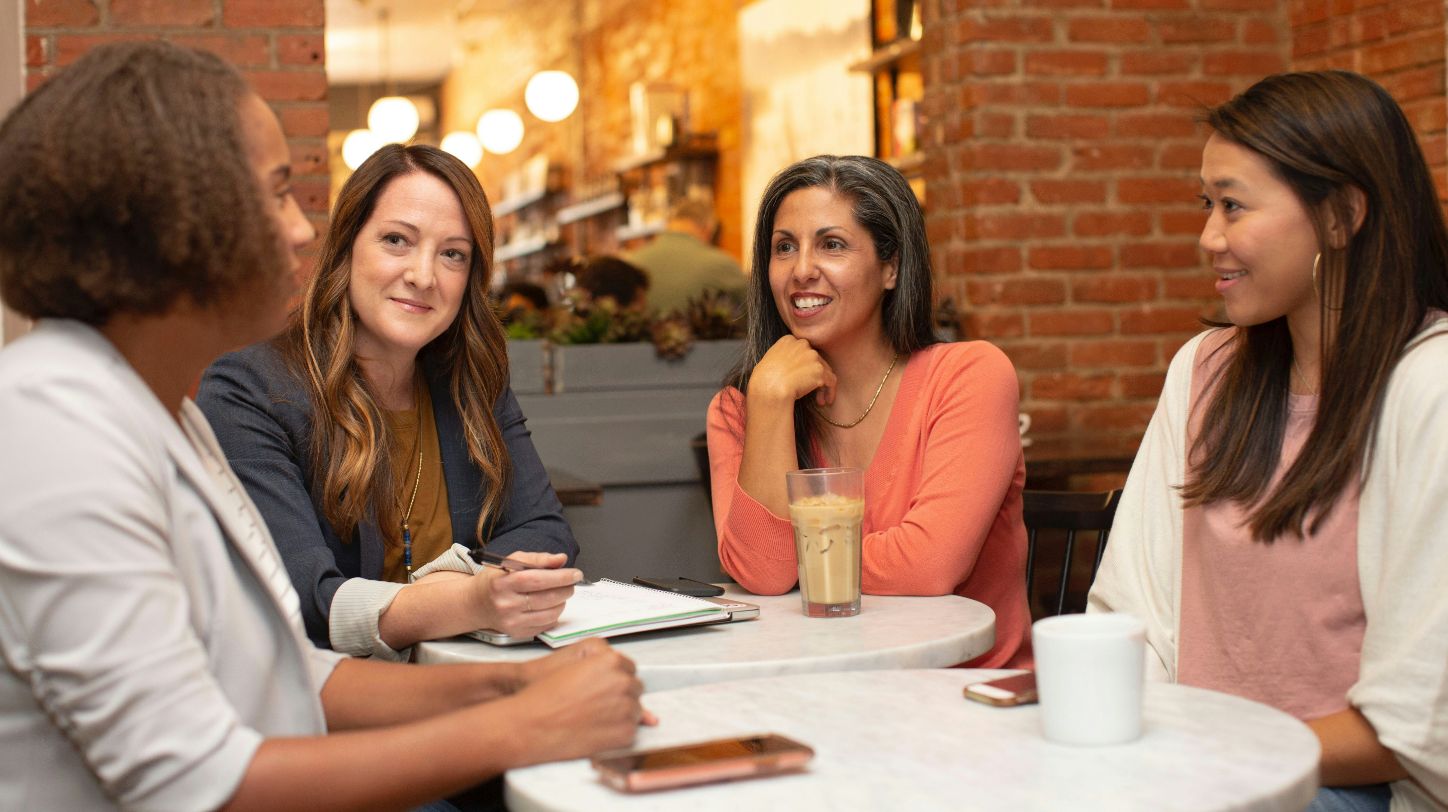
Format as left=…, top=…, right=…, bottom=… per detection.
left=707, top=341, right=1032, bottom=667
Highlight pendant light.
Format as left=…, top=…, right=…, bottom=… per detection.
left=524, top=70, right=579, bottom=123
left=440, top=131, right=483, bottom=168
left=476, top=109, right=524, bottom=155
left=365, top=8, right=419, bottom=144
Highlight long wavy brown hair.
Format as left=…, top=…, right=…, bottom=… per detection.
left=1182, top=71, right=1448, bottom=540
left=280, top=144, right=511, bottom=545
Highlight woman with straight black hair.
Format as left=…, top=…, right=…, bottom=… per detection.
left=1090, top=71, right=1448, bottom=812
left=707, top=155, right=1031, bottom=667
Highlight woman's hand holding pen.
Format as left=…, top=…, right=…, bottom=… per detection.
left=471, top=551, right=581, bottom=639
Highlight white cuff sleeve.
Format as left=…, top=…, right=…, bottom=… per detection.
left=327, top=578, right=409, bottom=661
left=412, top=543, right=482, bottom=579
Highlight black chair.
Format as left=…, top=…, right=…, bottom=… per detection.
left=691, top=432, right=711, bottom=507
left=1022, top=489, right=1123, bottom=617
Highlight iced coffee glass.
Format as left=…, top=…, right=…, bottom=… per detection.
left=786, top=467, right=864, bottom=618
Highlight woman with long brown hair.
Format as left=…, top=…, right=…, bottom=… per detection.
left=1089, top=71, right=1448, bottom=812
left=0, top=41, right=644, bottom=811
left=199, top=144, right=579, bottom=660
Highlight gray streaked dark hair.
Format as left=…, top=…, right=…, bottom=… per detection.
left=725, top=154, right=939, bottom=467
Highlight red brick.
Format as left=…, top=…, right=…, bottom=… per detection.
left=1244, top=20, right=1282, bottom=45
left=965, top=49, right=1017, bottom=76
left=1115, top=113, right=1199, bottom=138
left=1073, top=275, right=1160, bottom=303
left=964, top=312, right=1026, bottom=340
left=1121, top=372, right=1168, bottom=398
left=1377, top=65, right=1446, bottom=103
left=1157, top=81, right=1235, bottom=108
left=245, top=70, right=328, bottom=102
left=1121, top=242, right=1201, bottom=268
left=55, top=34, right=152, bottom=67
left=1069, top=339, right=1158, bottom=367
left=24, top=0, right=98, bottom=27
left=111, top=0, right=215, bottom=27
left=1006, top=343, right=1069, bottom=371
left=1293, top=25, right=1330, bottom=57
left=966, top=213, right=1067, bottom=240
left=1203, top=51, right=1290, bottom=77
left=1161, top=143, right=1203, bottom=170
left=1072, top=145, right=1153, bottom=171
left=1066, top=82, right=1151, bottom=108
left=976, top=112, right=1016, bottom=138
left=25, top=36, right=45, bottom=68
left=965, top=278, right=1068, bottom=306
left=288, top=139, right=328, bottom=177
left=958, top=247, right=1024, bottom=275
left=1161, top=210, right=1208, bottom=236
left=1073, top=211, right=1152, bottom=236
left=1031, top=309, right=1116, bottom=337
left=1112, top=0, right=1190, bottom=7
left=967, top=144, right=1063, bottom=171
left=170, top=34, right=270, bottom=67
left=1029, top=246, right=1113, bottom=270
left=1031, top=371, right=1116, bottom=399
left=1360, top=31, right=1444, bottom=74
left=1119, top=177, right=1200, bottom=205
left=1073, top=403, right=1158, bottom=430
left=1025, top=51, right=1109, bottom=77
left=1026, top=114, right=1110, bottom=139
left=1031, top=179, right=1107, bottom=204
left=223, top=0, right=325, bottom=28
left=971, top=82, right=1063, bottom=106
left=962, top=178, right=1022, bottom=206
left=1120, top=52, right=1195, bottom=75
left=1163, top=273, right=1217, bottom=300
left=278, top=34, right=325, bottom=66
left=1292, top=0, right=1330, bottom=26
left=1068, top=18, right=1150, bottom=43
left=959, top=16, right=1055, bottom=44
left=289, top=178, right=330, bottom=216
left=1202, top=0, right=1275, bottom=8
left=1158, top=18, right=1236, bottom=43
left=277, top=103, right=330, bottom=138
left=1119, top=306, right=1204, bottom=334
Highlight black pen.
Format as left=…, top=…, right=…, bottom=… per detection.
left=467, top=548, right=594, bottom=584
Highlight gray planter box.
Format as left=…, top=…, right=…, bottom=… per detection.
left=512, top=339, right=744, bottom=582
left=504, top=339, right=547, bottom=395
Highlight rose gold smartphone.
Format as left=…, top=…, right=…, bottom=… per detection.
left=591, top=734, right=814, bottom=792
left=963, top=671, right=1038, bottom=706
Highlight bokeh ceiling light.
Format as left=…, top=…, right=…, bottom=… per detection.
left=342, top=128, right=384, bottom=170
left=440, top=131, right=484, bottom=168
left=476, top=109, right=524, bottom=155
left=368, top=96, right=420, bottom=143
left=525, top=70, right=580, bottom=123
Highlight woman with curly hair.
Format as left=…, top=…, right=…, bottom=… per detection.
left=199, top=144, right=579, bottom=660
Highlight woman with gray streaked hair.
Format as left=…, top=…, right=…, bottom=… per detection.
left=706, top=155, right=1032, bottom=667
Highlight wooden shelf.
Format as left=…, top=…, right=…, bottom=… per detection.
left=493, top=187, right=556, bottom=217
left=848, top=37, right=921, bottom=73
left=556, top=191, right=626, bottom=225
left=494, top=236, right=562, bottom=262
left=611, top=136, right=719, bottom=174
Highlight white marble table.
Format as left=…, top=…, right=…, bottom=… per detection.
left=414, top=585, right=996, bottom=692
left=505, top=669, right=1320, bottom=812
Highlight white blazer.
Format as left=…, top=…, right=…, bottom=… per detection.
left=0, top=321, right=344, bottom=811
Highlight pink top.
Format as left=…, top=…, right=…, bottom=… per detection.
left=706, top=342, right=1032, bottom=668
left=1178, top=330, right=1365, bottom=721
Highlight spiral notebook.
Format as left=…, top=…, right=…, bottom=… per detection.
left=536, top=578, right=731, bottom=647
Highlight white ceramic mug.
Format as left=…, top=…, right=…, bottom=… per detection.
left=1032, top=613, right=1146, bottom=746
left=1018, top=412, right=1033, bottom=448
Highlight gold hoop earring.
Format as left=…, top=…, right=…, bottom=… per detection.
left=1312, top=252, right=1322, bottom=298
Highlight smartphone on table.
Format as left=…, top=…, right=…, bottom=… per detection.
left=963, top=671, right=1038, bottom=706
left=591, top=733, right=814, bottom=792
left=632, top=576, right=726, bottom=598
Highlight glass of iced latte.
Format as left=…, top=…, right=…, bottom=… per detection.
left=785, top=467, right=864, bottom=618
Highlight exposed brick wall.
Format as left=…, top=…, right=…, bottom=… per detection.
left=24, top=0, right=331, bottom=238
left=921, top=0, right=1290, bottom=456
left=1289, top=0, right=1446, bottom=202
left=444, top=0, right=744, bottom=259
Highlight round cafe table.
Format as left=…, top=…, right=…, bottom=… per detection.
left=505, top=669, right=1320, bottom=812
left=413, top=585, right=996, bottom=692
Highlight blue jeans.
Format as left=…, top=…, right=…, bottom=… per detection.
left=1307, top=784, right=1392, bottom=812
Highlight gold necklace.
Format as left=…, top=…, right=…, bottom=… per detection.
left=815, top=353, right=899, bottom=429
left=400, top=407, right=424, bottom=578
left=1291, top=356, right=1319, bottom=395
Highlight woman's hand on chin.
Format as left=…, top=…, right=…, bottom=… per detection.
left=751, top=335, right=837, bottom=407
left=470, top=551, right=580, bottom=638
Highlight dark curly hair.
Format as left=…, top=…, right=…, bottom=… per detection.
left=0, top=41, right=286, bottom=325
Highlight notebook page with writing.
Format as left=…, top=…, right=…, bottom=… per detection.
left=538, top=579, right=728, bottom=647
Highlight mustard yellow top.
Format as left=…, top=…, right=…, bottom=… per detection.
left=381, top=380, right=453, bottom=583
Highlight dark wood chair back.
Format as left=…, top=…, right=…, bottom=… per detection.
left=691, top=432, right=711, bottom=507
left=1022, top=489, right=1123, bottom=617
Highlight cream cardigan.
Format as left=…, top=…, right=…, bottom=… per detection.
left=1089, top=318, right=1448, bottom=812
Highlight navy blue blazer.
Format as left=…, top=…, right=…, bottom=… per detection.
left=197, top=341, right=578, bottom=648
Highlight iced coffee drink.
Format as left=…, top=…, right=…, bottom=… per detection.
left=785, top=467, right=865, bottom=618
left=789, top=495, right=864, bottom=617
